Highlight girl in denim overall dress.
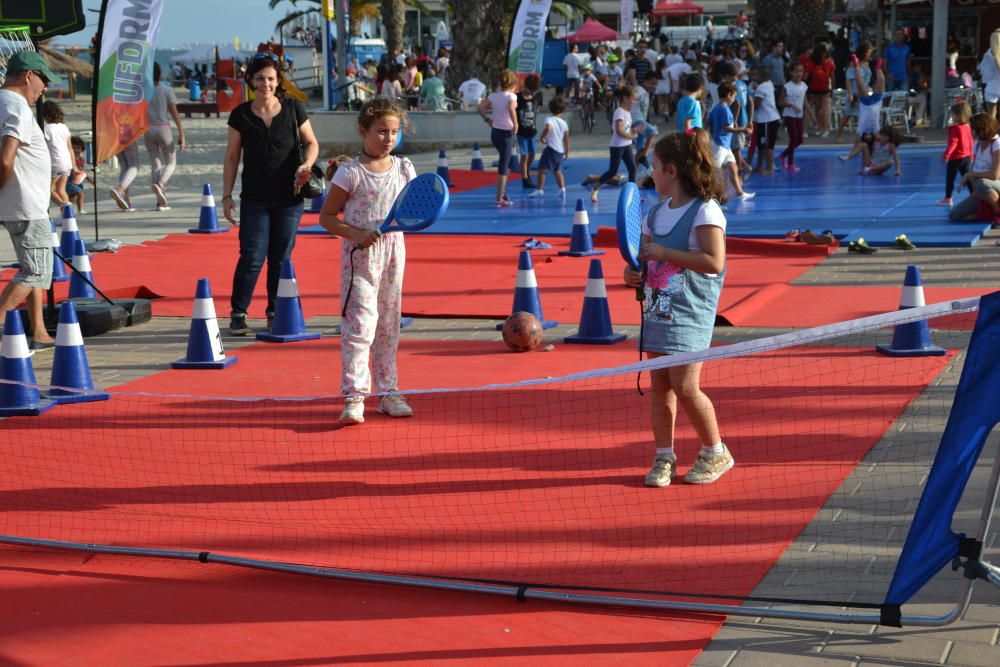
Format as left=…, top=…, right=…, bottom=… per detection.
left=623, top=129, right=733, bottom=488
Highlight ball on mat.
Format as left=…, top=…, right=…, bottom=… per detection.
left=502, top=311, right=543, bottom=352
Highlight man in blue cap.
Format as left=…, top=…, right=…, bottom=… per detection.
left=0, top=50, right=62, bottom=350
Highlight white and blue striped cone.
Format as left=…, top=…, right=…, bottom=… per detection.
left=496, top=250, right=558, bottom=330
left=565, top=260, right=627, bottom=345
left=190, top=184, right=229, bottom=234
left=508, top=144, right=520, bottom=175
left=68, top=238, right=97, bottom=299
left=59, top=203, right=80, bottom=259
left=876, top=265, right=946, bottom=357
left=436, top=149, right=454, bottom=186
left=470, top=142, right=485, bottom=171
left=51, top=219, right=69, bottom=282
left=256, top=259, right=321, bottom=342
left=46, top=301, right=109, bottom=404
left=172, top=278, right=238, bottom=369
left=558, top=199, right=604, bottom=257
left=0, top=311, right=54, bottom=416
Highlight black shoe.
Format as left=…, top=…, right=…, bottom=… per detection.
left=29, top=340, right=55, bottom=351
left=521, top=179, right=537, bottom=189
left=228, top=315, right=252, bottom=336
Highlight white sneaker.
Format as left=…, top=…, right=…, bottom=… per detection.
left=558, top=188, right=567, bottom=197
left=738, top=191, right=756, bottom=200
left=339, top=397, right=365, bottom=424
left=377, top=393, right=413, bottom=418
left=109, top=188, right=129, bottom=211
left=837, top=154, right=850, bottom=162
left=527, top=189, right=545, bottom=198
left=152, top=183, right=168, bottom=208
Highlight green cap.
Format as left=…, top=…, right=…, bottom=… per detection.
left=5, top=51, right=62, bottom=85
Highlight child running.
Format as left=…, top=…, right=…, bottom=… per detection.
left=67, top=136, right=91, bottom=214
left=318, top=98, right=417, bottom=425
left=591, top=86, right=638, bottom=203
left=528, top=96, right=569, bottom=198
left=939, top=100, right=973, bottom=206
left=864, top=125, right=903, bottom=176
left=751, top=66, right=781, bottom=174
left=477, top=69, right=519, bottom=207
left=780, top=64, right=808, bottom=171
left=623, top=129, right=733, bottom=487
left=708, top=82, right=754, bottom=200
left=674, top=73, right=704, bottom=133
left=42, top=101, right=73, bottom=208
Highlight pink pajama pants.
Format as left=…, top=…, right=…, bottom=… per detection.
left=340, top=232, right=405, bottom=397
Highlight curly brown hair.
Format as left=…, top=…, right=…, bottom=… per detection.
left=653, top=129, right=726, bottom=204
left=970, top=112, right=999, bottom=141
left=42, top=100, right=63, bottom=124
left=357, top=96, right=411, bottom=131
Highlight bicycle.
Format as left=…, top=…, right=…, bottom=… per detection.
left=578, top=90, right=595, bottom=133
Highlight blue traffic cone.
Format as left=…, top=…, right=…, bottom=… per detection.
left=436, top=150, right=454, bottom=187
left=46, top=301, right=109, bottom=404
left=876, top=265, right=946, bottom=357
left=565, top=260, right=627, bottom=344
left=559, top=199, right=604, bottom=257
left=172, top=278, right=238, bottom=369
left=68, top=238, right=97, bottom=299
left=51, top=220, right=68, bottom=282
left=0, top=311, right=54, bottom=416
left=190, top=184, right=229, bottom=234
left=256, top=260, right=321, bottom=342
left=496, top=250, right=558, bottom=330
left=470, top=143, right=485, bottom=171
left=508, top=144, right=520, bottom=176
left=59, top=203, right=80, bottom=259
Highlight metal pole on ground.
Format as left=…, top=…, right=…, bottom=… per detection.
left=931, top=0, right=949, bottom=128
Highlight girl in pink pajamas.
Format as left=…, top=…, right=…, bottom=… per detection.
left=318, top=98, right=416, bottom=424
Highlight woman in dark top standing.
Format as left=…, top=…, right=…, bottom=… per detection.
left=221, top=52, right=319, bottom=335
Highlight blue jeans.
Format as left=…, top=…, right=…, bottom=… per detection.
left=231, top=198, right=303, bottom=318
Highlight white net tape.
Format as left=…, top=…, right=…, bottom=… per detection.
left=0, top=27, right=35, bottom=86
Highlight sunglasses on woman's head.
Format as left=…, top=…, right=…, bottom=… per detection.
left=252, top=52, right=280, bottom=64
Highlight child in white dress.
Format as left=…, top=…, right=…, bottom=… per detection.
left=318, top=98, right=417, bottom=424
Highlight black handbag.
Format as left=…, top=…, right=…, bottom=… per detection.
left=293, top=116, right=325, bottom=199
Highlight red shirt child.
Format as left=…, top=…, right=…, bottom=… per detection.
left=943, top=122, right=973, bottom=160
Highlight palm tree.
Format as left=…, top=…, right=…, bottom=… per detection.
left=268, top=0, right=425, bottom=41
left=752, top=0, right=791, bottom=49
left=445, top=0, right=595, bottom=94
left=786, top=0, right=828, bottom=54
left=380, top=0, right=405, bottom=58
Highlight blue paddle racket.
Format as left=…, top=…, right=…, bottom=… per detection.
left=378, top=172, right=450, bottom=234
left=343, top=172, right=450, bottom=316
left=616, top=183, right=645, bottom=302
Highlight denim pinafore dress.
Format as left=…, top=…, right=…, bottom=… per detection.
left=641, top=198, right=725, bottom=355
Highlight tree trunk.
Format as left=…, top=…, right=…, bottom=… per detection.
left=753, top=0, right=791, bottom=50
left=787, top=0, right=828, bottom=55
left=445, top=0, right=507, bottom=94
left=380, top=0, right=405, bottom=56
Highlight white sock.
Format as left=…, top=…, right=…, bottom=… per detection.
left=655, top=447, right=675, bottom=459
left=558, top=188, right=566, bottom=194
left=701, top=443, right=725, bottom=456
left=535, top=189, right=544, bottom=194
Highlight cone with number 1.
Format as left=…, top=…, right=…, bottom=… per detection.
left=172, top=278, right=238, bottom=369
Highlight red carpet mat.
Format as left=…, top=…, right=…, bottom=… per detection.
left=718, top=284, right=992, bottom=328
left=41, top=233, right=832, bottom=325
left=0, top=338, right=951, bottom=664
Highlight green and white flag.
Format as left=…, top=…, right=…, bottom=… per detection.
left=507, top=0, right=552, bottom=75
left=94, top=0, right=166, bottom=164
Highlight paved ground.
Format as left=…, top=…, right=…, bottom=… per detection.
left=3, top=104, right=999, bottom=665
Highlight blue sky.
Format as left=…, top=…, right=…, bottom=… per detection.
left=56, top=0, right=294, bottom=48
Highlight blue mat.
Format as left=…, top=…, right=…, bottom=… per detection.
left=300, top=146, right=991, bottom=247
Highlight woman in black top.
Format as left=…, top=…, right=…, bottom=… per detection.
left=221, top=52, right=319, bottom=335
